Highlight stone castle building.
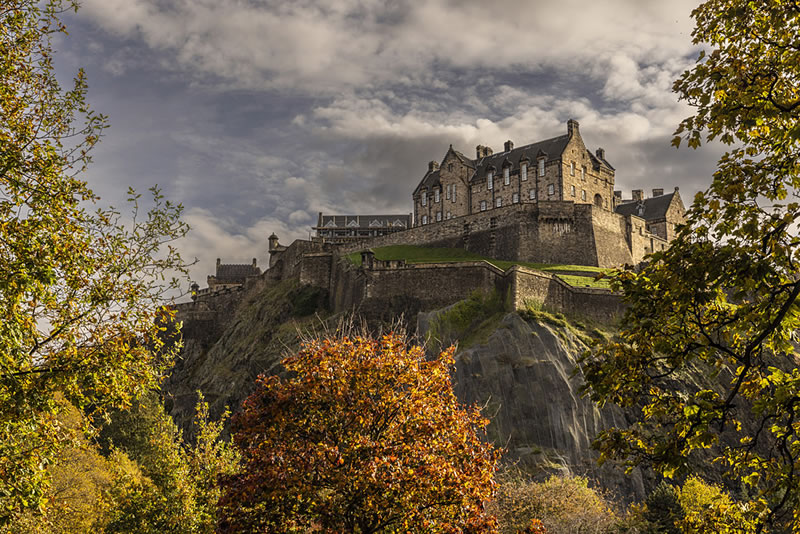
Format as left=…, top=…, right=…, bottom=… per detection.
left=412, top=119, right=684, bottom=244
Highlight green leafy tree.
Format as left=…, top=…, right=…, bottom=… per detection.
left=580, top=0, right=800, bottom=530
left=218, top=334, right=500, bottom=533
left=100, top=392, right=239, bottom=534
left=641, top=482, right=682, bottom=534
left=0, top=0, right=188, bottom=524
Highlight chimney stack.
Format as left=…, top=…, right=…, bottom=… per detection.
left=252, top=258, right=257, bottom=266
left=504, top=140, right=514, bottom=152
left=614, top=190, right=622, bottom=199
left=632, top=189, right=644, bottom=202
left=428, top=160, right=439, bottom=172
left=652, top=188, right=664, bottom=197
left=567, top=119, right=580, bottom=137
left=596, top=147, right=605, bottom=160
left=475, top=145, right=493, bottom=159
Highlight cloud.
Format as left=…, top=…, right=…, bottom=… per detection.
left=78, top=0, right=699, bottom=94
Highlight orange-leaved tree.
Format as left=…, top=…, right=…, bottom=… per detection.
left=217, top=333, right=500, bottom=533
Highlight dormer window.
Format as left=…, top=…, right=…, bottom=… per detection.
left=538, top=159, right=545, bottom=177
left=435, top=188, right=440, bottom=203
left=487, top=170, right=494, bottom=190
left=521, top=163, right=528, bottom=181
left=503, top=167, right=510, bottom=185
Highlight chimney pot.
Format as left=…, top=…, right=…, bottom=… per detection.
left=504, top=140, right=514, bottom=152
left=632, top=189, right=644, bottom=202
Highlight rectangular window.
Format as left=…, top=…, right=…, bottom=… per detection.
left=422, top=215, right=428, bottom=225
left=570, top=162, right=575, bottom=176
left=521, top=163, right=528, bottom=181
left=446, top=184, right=451, bottom=200
left=496, top=197, right=503, bottom=208
left=436, top=211, right=442, bottom=222
left=538, top=159, right=545, bottom=177
left=446, top=211, right=451, bottom=219
left=570, top=185, right=576, bottom=197
left=452, top=184, right=457, bottom=202
left=421, top=193, right=427, bottom=207
left=480, top=200, right=487, bottom=211
left=512, top=192, right=519, bottom=203
left=435, top=188, right=440, bottom=203
left=504, top=167, right=510, bottom=185
left=581, top=189, right=587, bottom=201
left=487, top=171, right=493, bottom=190
left=581, top=166, right=586, bottom=180
left=529, top=189, right=536, bottom=200
left=547, top=184, right=555, bottom=196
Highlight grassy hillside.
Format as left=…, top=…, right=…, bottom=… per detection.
left=346, top=245, right=613, bottom=289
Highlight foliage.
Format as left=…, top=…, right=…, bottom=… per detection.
left=676, top=477, right=757, bottom=534
left=426, top=290, right=506, bottom=351
left=101, top=391, right=239, bottom=534
left=640, top=482, right=682, bottom=534
left=0, top=0, right=188, bottom=523
left=218, top=334, right=500, bottom=533
left=489, top=472, right=621, bottom=534
left=0, top=401, right=114, bottom=534
left=580, top=0, right=800, bottom=530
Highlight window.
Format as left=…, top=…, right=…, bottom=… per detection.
left=529, top=189, right=536, bottom=200
left=581, top=166, right=586, bottom=180
left=452, top=184, right=457, bottom=202
left=436, top=211, right=442, bottom=222
left=512, top=192, right=519, bottom=203
left=538, top=159, right=545, bottom=176
left=435, top=188, right=440, bottom=203
left=422, top=215, right=428, bottom=225
left=570, top=161, right=575, bottom=176
left=581, top=189, right=587, bottom=201
left=503, top=167, right=510, bottom=185
left=521, top=163, right=528, bottom=181
left=496, top=197, right=503, bottom=208
left=421, top=192, right=427, bottom=207
left=448, top=163, right=453, bottom=171
left=446, top=211, right=451, bottom=219
left=570, top=185, right=576, bottom=197
left=487, top=171, right=493, bottom=190
left=480, top=200, right=487, bottom=211
left=547, top=184, right=555, bottom=196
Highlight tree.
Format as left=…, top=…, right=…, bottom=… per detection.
left=0, top=0, right=188, bottom=524
left=676, top=477, right=757, bottom=534
left=217, top=334, right=500, bottom=533
left=101, top=392, right=239, bottom=534
left=580, top=0, right=800, bottom=531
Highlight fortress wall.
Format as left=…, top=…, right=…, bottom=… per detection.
left=625, top=215, right=668, bottom=264
left=272, top=239, right=329, bottom=280
left=299, top=253, right=333, bottom=289
left=580, top=205, right=635, bottom=267
left=524, top=202, right=600, bottom=266
left=509, top=266, right=624, bottom=323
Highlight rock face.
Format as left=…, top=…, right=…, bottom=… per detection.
left=168, top=282, right=645, bottom=498
left=420, top=309, right=646, bottom=500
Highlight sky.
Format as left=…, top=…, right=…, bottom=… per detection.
left=54, top=0, right=723, bottom=289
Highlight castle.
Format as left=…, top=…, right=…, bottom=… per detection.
left=185, top=120, right=685, bottom=324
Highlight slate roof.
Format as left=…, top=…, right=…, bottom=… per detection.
left=315, top=214, right=412, bottom=229
left=469, top=134, right=570, bottom=184
left=413, top=169, right=441, bottom=194
left=215, top=263, right=261, bottom=282
left=614, top=192, right=677, bottom=221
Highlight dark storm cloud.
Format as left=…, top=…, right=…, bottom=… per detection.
left=54, top=0, right=719, bottom=287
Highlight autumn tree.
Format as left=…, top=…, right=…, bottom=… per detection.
left=580, top=0, right=800, bottom=531
left=0, top=0, right=188, bottom=524
left=217, top=334, right=500, bottom=533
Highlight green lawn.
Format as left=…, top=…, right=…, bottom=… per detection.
left=346, top=245, right=614, bottom=288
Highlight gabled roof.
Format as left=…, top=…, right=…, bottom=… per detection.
left=215, top=263, right=260, bottom=283
left=470, top=134, right=570, bottom=184
left=413, top=169, right=441, bottom=194
left=449, top=147, right=476, bottom=169
left=614, top=192, right=678, bottom=221
left=588, top=150, right=615, bottom=171
left=315, top=214, right=412, bottom=229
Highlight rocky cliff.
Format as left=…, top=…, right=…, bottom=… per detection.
left=166, top=281, right=647, bottom=498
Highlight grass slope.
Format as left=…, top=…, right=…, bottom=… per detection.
left=347, top=245, right=613, bottom=289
